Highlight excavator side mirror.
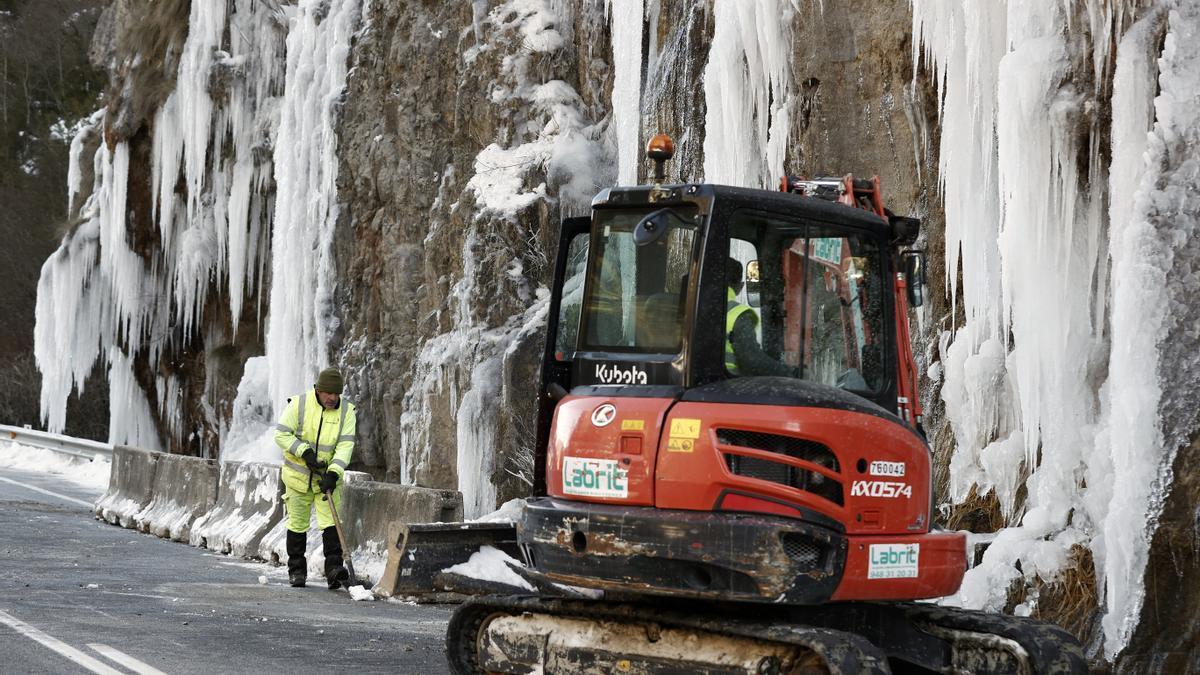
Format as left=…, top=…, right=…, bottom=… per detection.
left=902, top=251, right=926, bottom=308
left=889, top=214, right=921, bottom=246
left=547, top=382, right=568, bottom=401
left=633, top=208, right=680, bottom=246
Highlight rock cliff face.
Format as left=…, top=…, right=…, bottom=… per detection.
left=33, top=0, right=1199, bottom=668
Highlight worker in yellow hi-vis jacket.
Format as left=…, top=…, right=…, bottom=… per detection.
left=274, top=368, right=357, bottom=588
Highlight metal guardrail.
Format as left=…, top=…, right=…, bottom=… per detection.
left=0, top=424, right=113, bottom=461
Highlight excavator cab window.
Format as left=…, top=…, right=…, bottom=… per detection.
left=579, top=207, right=698, bottom=354
left=553, top=234, right=590, bottom=360
left=725, top=211, right=886, bottom=394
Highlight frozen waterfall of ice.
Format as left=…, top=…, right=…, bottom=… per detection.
left=913, top=0, right=1198, bottom=658
left=36, top=0, right=292, bottom=455
left=701, top=0, right=794, bottom=188
left=608, top=0, right=644, bottom=186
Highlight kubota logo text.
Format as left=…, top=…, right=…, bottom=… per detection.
left=594, top=363, right=648, bottom=385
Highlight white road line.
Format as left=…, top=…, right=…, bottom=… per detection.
left=0, top=610, right=125, bottom=675
left=0, top=475, right=94, bottom=508
left=89, top=643, right=169, bottom=675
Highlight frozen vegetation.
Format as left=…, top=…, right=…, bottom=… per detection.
left=398, top=0, right=609, bottom=517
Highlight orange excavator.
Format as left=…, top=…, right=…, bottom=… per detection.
left=443, top=136, right=1085, bottom=673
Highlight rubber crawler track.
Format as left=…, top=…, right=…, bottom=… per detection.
left=445, top=596, right=1087, bottom=674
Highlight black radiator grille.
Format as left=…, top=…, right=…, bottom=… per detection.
left=716, top=429, right=840, bottom=473
left=718, top=429, right=843, bottom=506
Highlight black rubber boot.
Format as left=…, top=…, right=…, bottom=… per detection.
left=286, top=529, right=307, bottom=587
left=323, top=526, right=349, bottom=590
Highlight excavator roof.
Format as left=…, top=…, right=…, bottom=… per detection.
left=592, top=183, right=894, bottom=239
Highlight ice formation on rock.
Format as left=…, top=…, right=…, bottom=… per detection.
left=913, top=0, right=1198, bottom=658
left=702, top=0, right=794, bottom=188
left=397, top=0, right=608, bottom=518
left=36, top=0, right=361, bottom=461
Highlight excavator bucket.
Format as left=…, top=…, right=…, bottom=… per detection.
left=374, top=521, right=519, bottom=599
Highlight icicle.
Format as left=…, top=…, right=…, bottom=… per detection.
left=701, top=0, right=794, bottom=188
left=914, top=0, right=1196, bottom=660
left=608, top=0, right=643, bottom=185
left=1099, top=4, right=1195, bottom=658
left=262, top=0, right=363, bottom=415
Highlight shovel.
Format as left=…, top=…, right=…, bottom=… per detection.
left=323, top=487, right=361, bottom=589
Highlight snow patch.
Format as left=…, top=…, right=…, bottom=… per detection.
left=2, top=443, right=111, bottom=491
left=443, top=545, right=534, bottom=591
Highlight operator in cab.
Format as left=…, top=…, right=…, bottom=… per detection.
left=725, top=257, right=797, bottom=378
left=274, top=368, right=357, bottom=589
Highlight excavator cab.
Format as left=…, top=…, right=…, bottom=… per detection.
left=526, top=173, right=959, bottom=607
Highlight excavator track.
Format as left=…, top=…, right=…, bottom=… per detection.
left=444, top=596, right=1087, bottom=674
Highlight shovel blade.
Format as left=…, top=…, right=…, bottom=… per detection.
left=376, top=522, right=519, bottom=598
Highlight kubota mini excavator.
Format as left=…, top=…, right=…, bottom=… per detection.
left=444, top=135, right=1086, bottom=674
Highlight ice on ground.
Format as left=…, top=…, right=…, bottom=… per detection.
left=4, top=442, right=111, bottom=490
left=348, top=540, right=388, bottom=588
left=257, top=575, right=267, bottom=585
left=348, top=585, right=375, bottom=601
left=444, top=545, right=534, bottom=591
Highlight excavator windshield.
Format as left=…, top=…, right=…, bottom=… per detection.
left=578, top=207, right=699, bottom=354
left=727, top=210, right=887, bottom=394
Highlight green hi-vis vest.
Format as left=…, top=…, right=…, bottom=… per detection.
left=275, top=390, right=357, bottom=493
left=725, top=287, right=759, bottom=375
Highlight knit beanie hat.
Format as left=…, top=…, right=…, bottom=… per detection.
left=315, top=368, right=344, bottom=394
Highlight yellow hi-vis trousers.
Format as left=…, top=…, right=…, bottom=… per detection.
left=284, top=483, right=344, bottom=532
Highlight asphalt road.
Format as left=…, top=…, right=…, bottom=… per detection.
left=0, top=466, right=453, bottom=674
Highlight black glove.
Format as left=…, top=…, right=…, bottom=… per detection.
left=320, top=470, right=340, bottom=494
left=301, top=447, right=318, bottom=469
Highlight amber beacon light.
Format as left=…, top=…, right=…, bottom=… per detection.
left=646, top=133, right=675, bottom=183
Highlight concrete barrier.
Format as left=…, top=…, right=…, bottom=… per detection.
left=340, top=479, right=463, bottom=551
left=133, top=453, right=219, bottom=542
left=95, top=445, right=161, bottom=528
left=189, top=461, right=284, bottom=557
left=342, top=480, right=464, bottom=587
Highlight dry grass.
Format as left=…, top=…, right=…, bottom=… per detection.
left=941, top=485, right=1007, bottom=533
left=1005, top=544, right=1101, bottom=643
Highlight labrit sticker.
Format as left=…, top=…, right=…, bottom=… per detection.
left=669, top=418, right=701, bottom=439
left=868, top=543, right=919, bottom=579
left=562, top=457, right=628, bottom=498
left=621, top=419, right=645, bottom=431
left=667, top=438, right=694, bottom=452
